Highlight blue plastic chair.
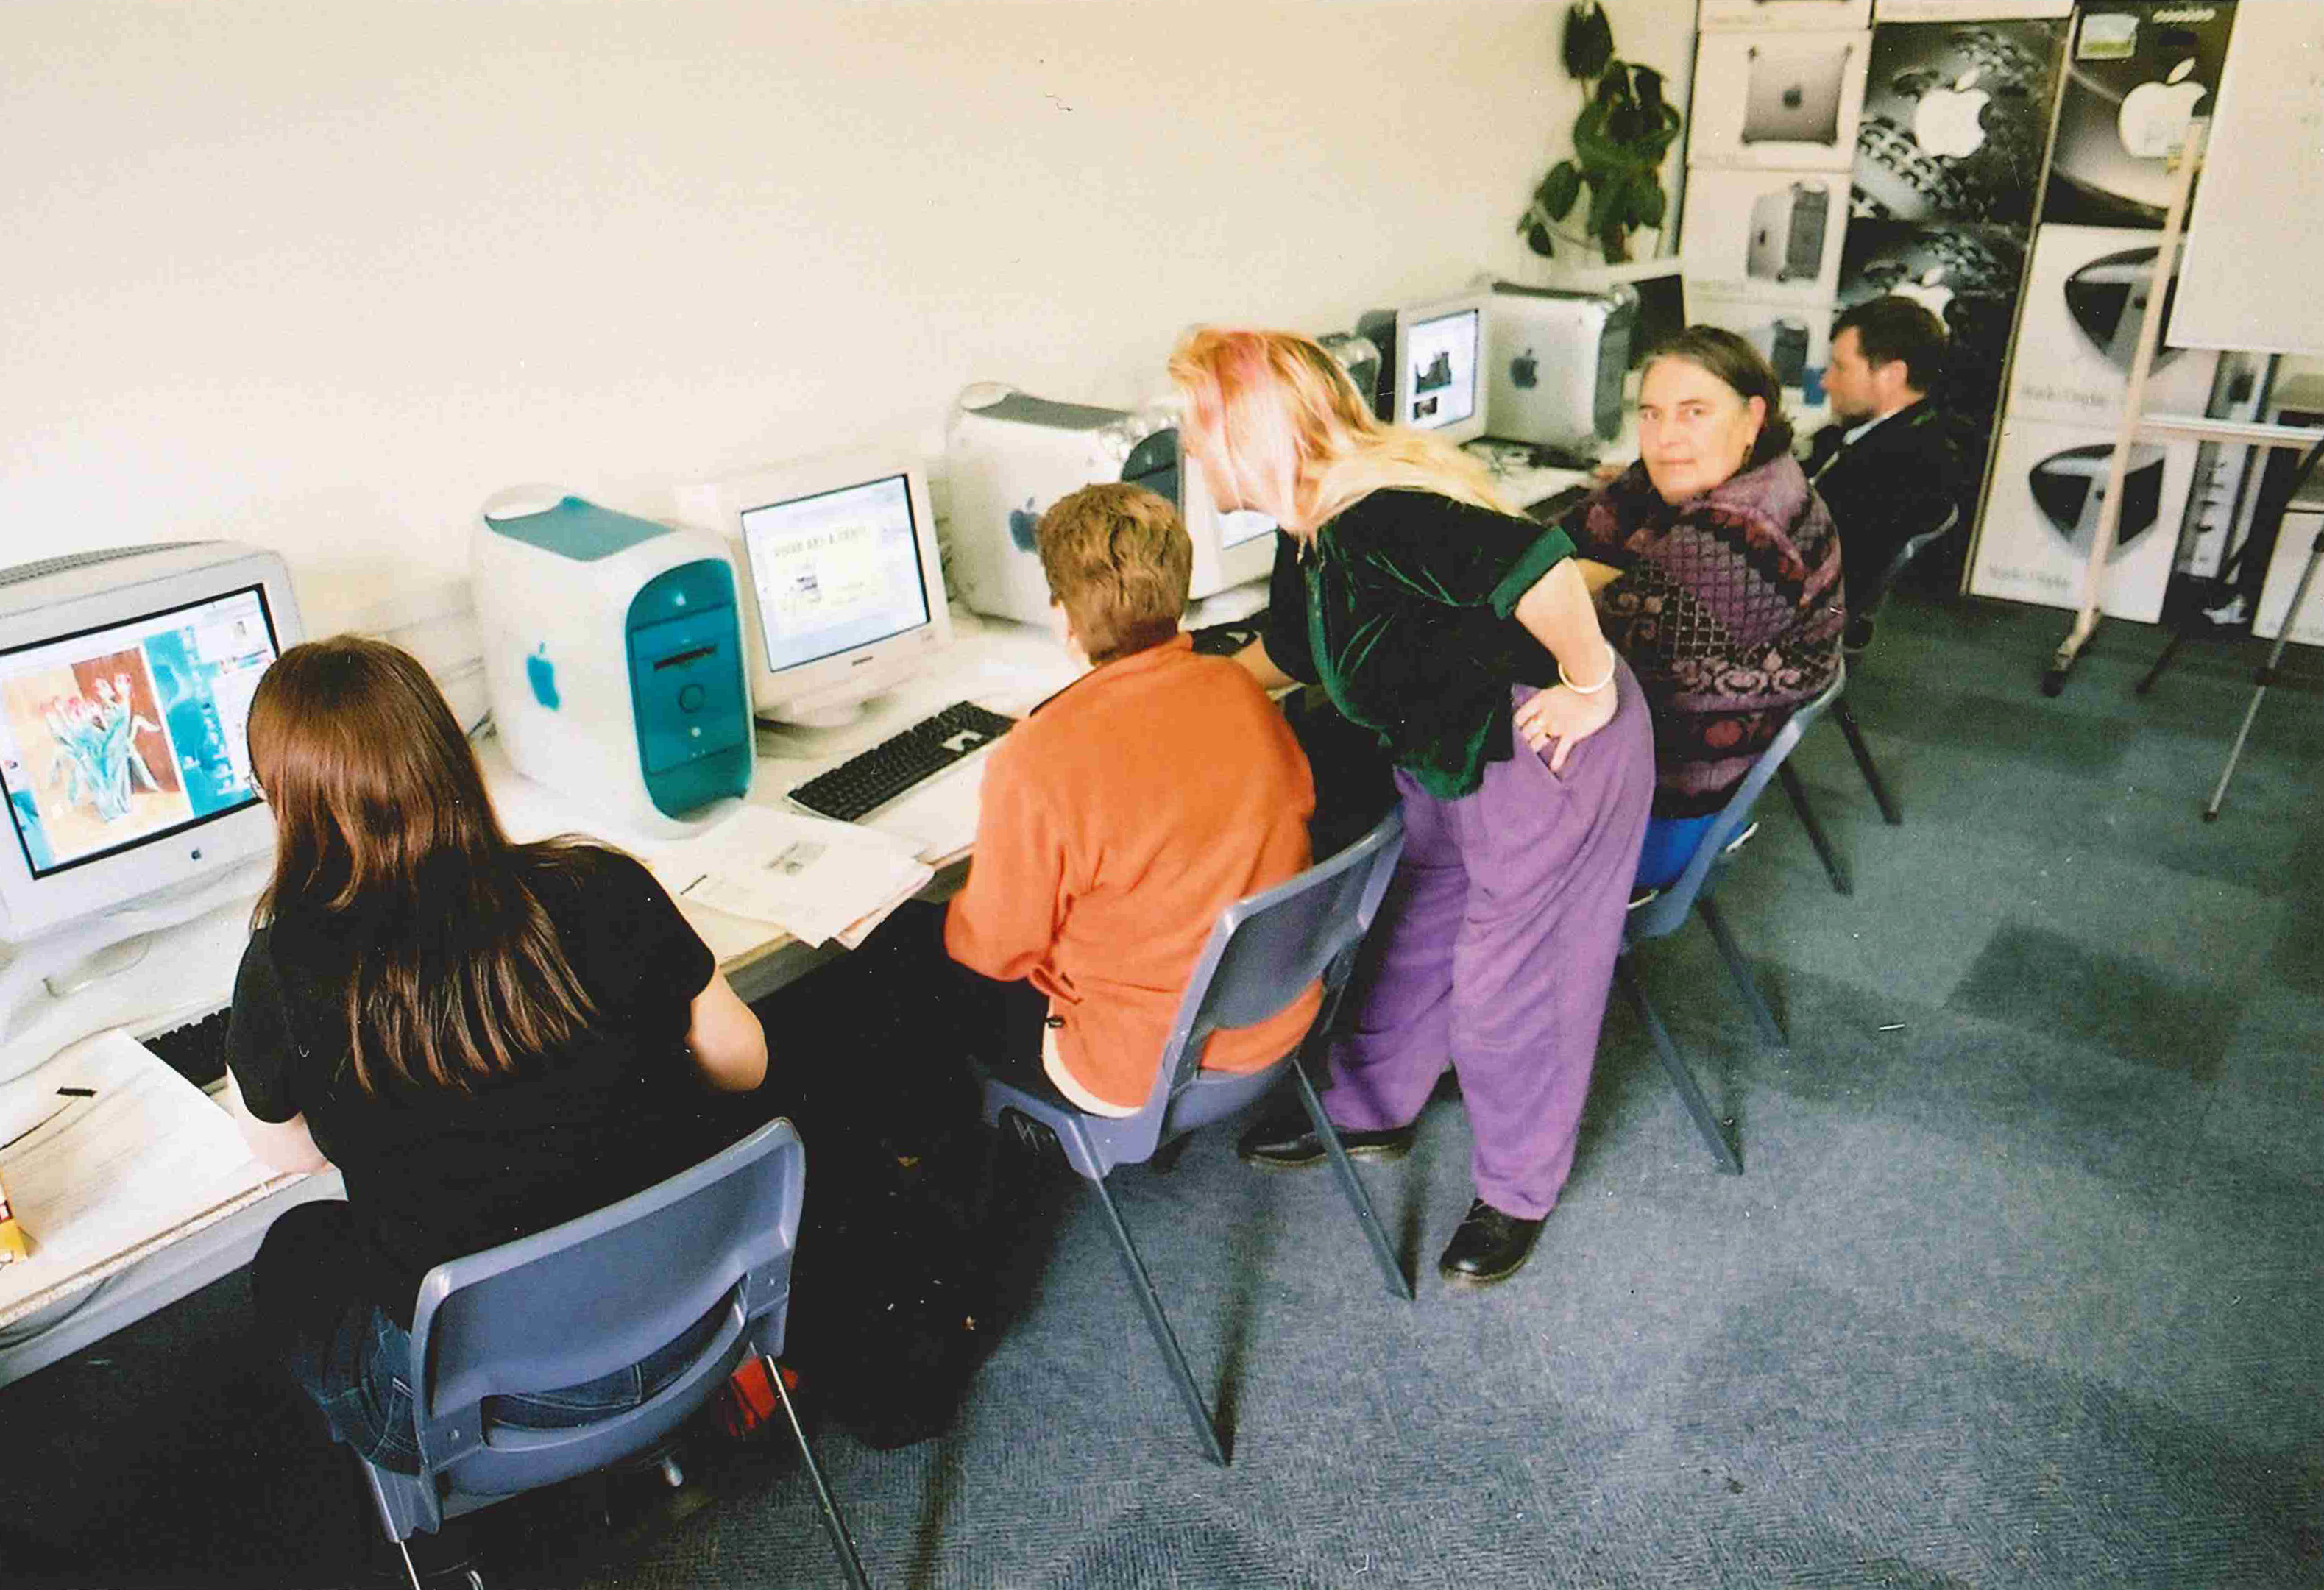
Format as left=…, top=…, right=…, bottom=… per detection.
left=1782, top=507, right=1960, bottom=892
left=1620, top=668, right=1846, bottom=1176
left=358, top=1117, right=871, bottom=1590
left=978, top=810, right=1410, bottom=1466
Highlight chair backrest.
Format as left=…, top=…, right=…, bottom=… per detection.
left=1627, top=664, right=1846, bottom=943
left=1860, top=505, right=1960, bottom=619
left=1066, top=811, right=1403, bottom=1162
left=399, top=1115, right=804, bottom=1513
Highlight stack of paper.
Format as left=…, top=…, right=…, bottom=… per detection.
left=653, top=806, right=934, bottom=949
left=0, top=1032, right=288, bottom=1327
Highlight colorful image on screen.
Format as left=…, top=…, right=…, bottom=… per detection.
left=1406, top=310, right=1481, bottom=429
left=0, top=586, right=278, bottom=877
left=742, top=474, right=932, bottom=673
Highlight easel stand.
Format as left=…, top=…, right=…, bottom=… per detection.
left=2194, top=436, right=2324, bottom=820
left=2041, top=127, right=2203, bottom=698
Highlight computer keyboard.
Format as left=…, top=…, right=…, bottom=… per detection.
left=145, top=1007, right=232, bottom=1090
left=787, top=700, right=1018, bottom=823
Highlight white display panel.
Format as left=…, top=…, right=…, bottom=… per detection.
left=1681, top=168, right=1849, bottom=306
left=2254, top=509, right=2324, bottom=647
left=1689, top=29, right=1871, bottom=172
left=1969, top=415, right=2195, bottom=622
left=1398, top=306, right=1483, bottom=433
left=2006, top=223, right=2218, bottom=427
left=0, top=587, right=279, bottom=880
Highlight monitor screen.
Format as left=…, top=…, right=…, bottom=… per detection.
left=1402, top=307, right=1482, bottom=430
left=0, top=584, right=280, bottom=879
left=739, top=472, right=935, bottom=674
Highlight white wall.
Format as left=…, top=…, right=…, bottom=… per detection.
left=3, top=0, right=1693, bottom=636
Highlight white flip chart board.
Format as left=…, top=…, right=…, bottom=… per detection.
left=2172, top=1, right=2324, bottom=357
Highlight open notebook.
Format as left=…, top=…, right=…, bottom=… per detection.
left=0, top=1031, right=298, bottom=1329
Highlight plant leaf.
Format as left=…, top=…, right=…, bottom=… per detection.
left=1523, top=218, right=1557, bottom=258
left=1633, top=182, right=1668, bottom=229
left=1562, top=1, right=1613, bottom=79
left=1587, top=171, right=1630, bottom=238
left=1542, top=160, right=1582, bottom=220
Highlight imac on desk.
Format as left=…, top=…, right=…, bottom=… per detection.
left=681, top=447, right=952, bottom=735
left=945, top=387, right=1278, bottom=630
left=0, top=542, right=302, bottom=1043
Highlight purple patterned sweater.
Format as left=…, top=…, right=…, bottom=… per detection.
left=1569, top=452, right=1846, bottom=819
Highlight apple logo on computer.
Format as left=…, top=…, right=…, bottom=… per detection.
left=525, top=644, right=560, bottom=711
left=1007, top=496, right=1039, bottom=553
left=2119, top=60, right=2205, bottom=160
left=1509, top=348, right=1539, bottom=391
left=1913, top=67, right=1989, bottom=160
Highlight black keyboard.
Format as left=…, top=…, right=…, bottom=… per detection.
left=1528, top=483, right=1590, bottom=524
left=787, top=701, right=1017, bottom=823
left=146, top=1007, right=232, bottom=1089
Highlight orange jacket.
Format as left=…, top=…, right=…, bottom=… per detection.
left=945, top=636, right=1320, bottom=1112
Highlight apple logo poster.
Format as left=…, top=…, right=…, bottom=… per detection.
left=2043, top=1, right=2237, bottom=229
left=1851, top=18, right=2065, bottom=226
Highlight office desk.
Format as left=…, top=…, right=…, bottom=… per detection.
left=0, top=611, right=1076, bottom=1388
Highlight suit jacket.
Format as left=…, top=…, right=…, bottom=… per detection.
left=1803, top=399, right=1964, bottom=611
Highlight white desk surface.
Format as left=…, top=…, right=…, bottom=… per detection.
left=0, top=611, right=1074, bottom=1388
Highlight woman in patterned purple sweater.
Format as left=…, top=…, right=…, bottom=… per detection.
left=1526, top=326, right=1846, bottom=888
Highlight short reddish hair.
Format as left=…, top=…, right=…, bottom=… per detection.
left=1034, top=483, right=1191, bottom=663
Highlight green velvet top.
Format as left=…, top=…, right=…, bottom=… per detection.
left=1259, top=487, right=1576, bottom=800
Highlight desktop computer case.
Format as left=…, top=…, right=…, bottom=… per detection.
left=1483, top=287, right=1633, bottom=450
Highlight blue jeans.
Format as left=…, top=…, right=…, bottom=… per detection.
left=1635, top=814, right=1717, bottom=891
left=256, top=1201, right=723, bottom=1475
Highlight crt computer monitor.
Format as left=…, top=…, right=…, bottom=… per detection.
left=1392, top=291, right=1489, bottom=445
left=0, top=541, right=302, bottom=947
left=679, top=447, right=952, bottom=731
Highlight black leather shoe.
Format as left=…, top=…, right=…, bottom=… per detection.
left=1236, top=1112, right=1415, bottom=1168
left=1438, top=1199, right=1544, bottom=1287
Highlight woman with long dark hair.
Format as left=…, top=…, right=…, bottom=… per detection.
left=224, top=637, right=766, bottom=1475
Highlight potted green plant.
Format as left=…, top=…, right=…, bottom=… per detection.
left=1517, top=1, right=1684, bottom=265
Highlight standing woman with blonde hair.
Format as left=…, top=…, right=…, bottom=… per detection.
left=223, top=637, right=767, bottom=1482
left=1173, top=328, right=1653, bottom=1285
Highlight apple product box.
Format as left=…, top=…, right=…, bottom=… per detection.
left=2006, top=224, right=2218, bottom=426
left=1689, top=29, right=1871, bottom=172
left=2043, top=0, right=2237, bottom=229
left=1682, top=168, right=1849, bottom=305
left=1969, top=413, right=2194, bottom=622
left=1685, top=294, right=1834, bottom=389
left=1699, top=0, right=1870, bottom=32
left=1851, top=15, right=2066, bottom=227
left=2254, top=508, right=2324, bottom=647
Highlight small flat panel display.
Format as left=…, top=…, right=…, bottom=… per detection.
left=1401, top=307, right=1482, bottom=431
left=740, top=472, right=935, bottom=674
left=0, top=586, right=280, bottom=878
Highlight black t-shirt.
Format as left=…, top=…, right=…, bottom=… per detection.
left=226, top=846, right=725, bottom=1327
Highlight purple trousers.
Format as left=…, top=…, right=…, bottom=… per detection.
left=1324, top=664, right=1654, bottom=1219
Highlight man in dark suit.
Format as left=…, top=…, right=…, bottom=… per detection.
left=1804, top=296, right=1965, bottom=650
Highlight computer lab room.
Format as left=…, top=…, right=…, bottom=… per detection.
left=1, top=2, right=2317, bottom=1587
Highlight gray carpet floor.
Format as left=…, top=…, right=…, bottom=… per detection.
left=3, top=590, right=2318, bottom=1589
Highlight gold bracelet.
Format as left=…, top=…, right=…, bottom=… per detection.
left=1557, top=650, right=1617, bottom=695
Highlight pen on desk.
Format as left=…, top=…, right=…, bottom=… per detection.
left=678, top=873, right=709, bottom=899
left=55, top=1087, right=96, bottom=1098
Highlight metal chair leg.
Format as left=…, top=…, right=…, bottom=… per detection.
left=1777, top=763, right=1853, bottom=896
left=766, top=1353, right=874, bottom=1590
left=1615, top=957, right=1743, bottom=1175
left=1290, top=1061, right=1414, bottom=1302
left=1832, top=697, right=1902, bottom=826
left=1086, top=1173, right=1229, bottom=1466
left=1696, top=896, right=1786, bottom=1051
